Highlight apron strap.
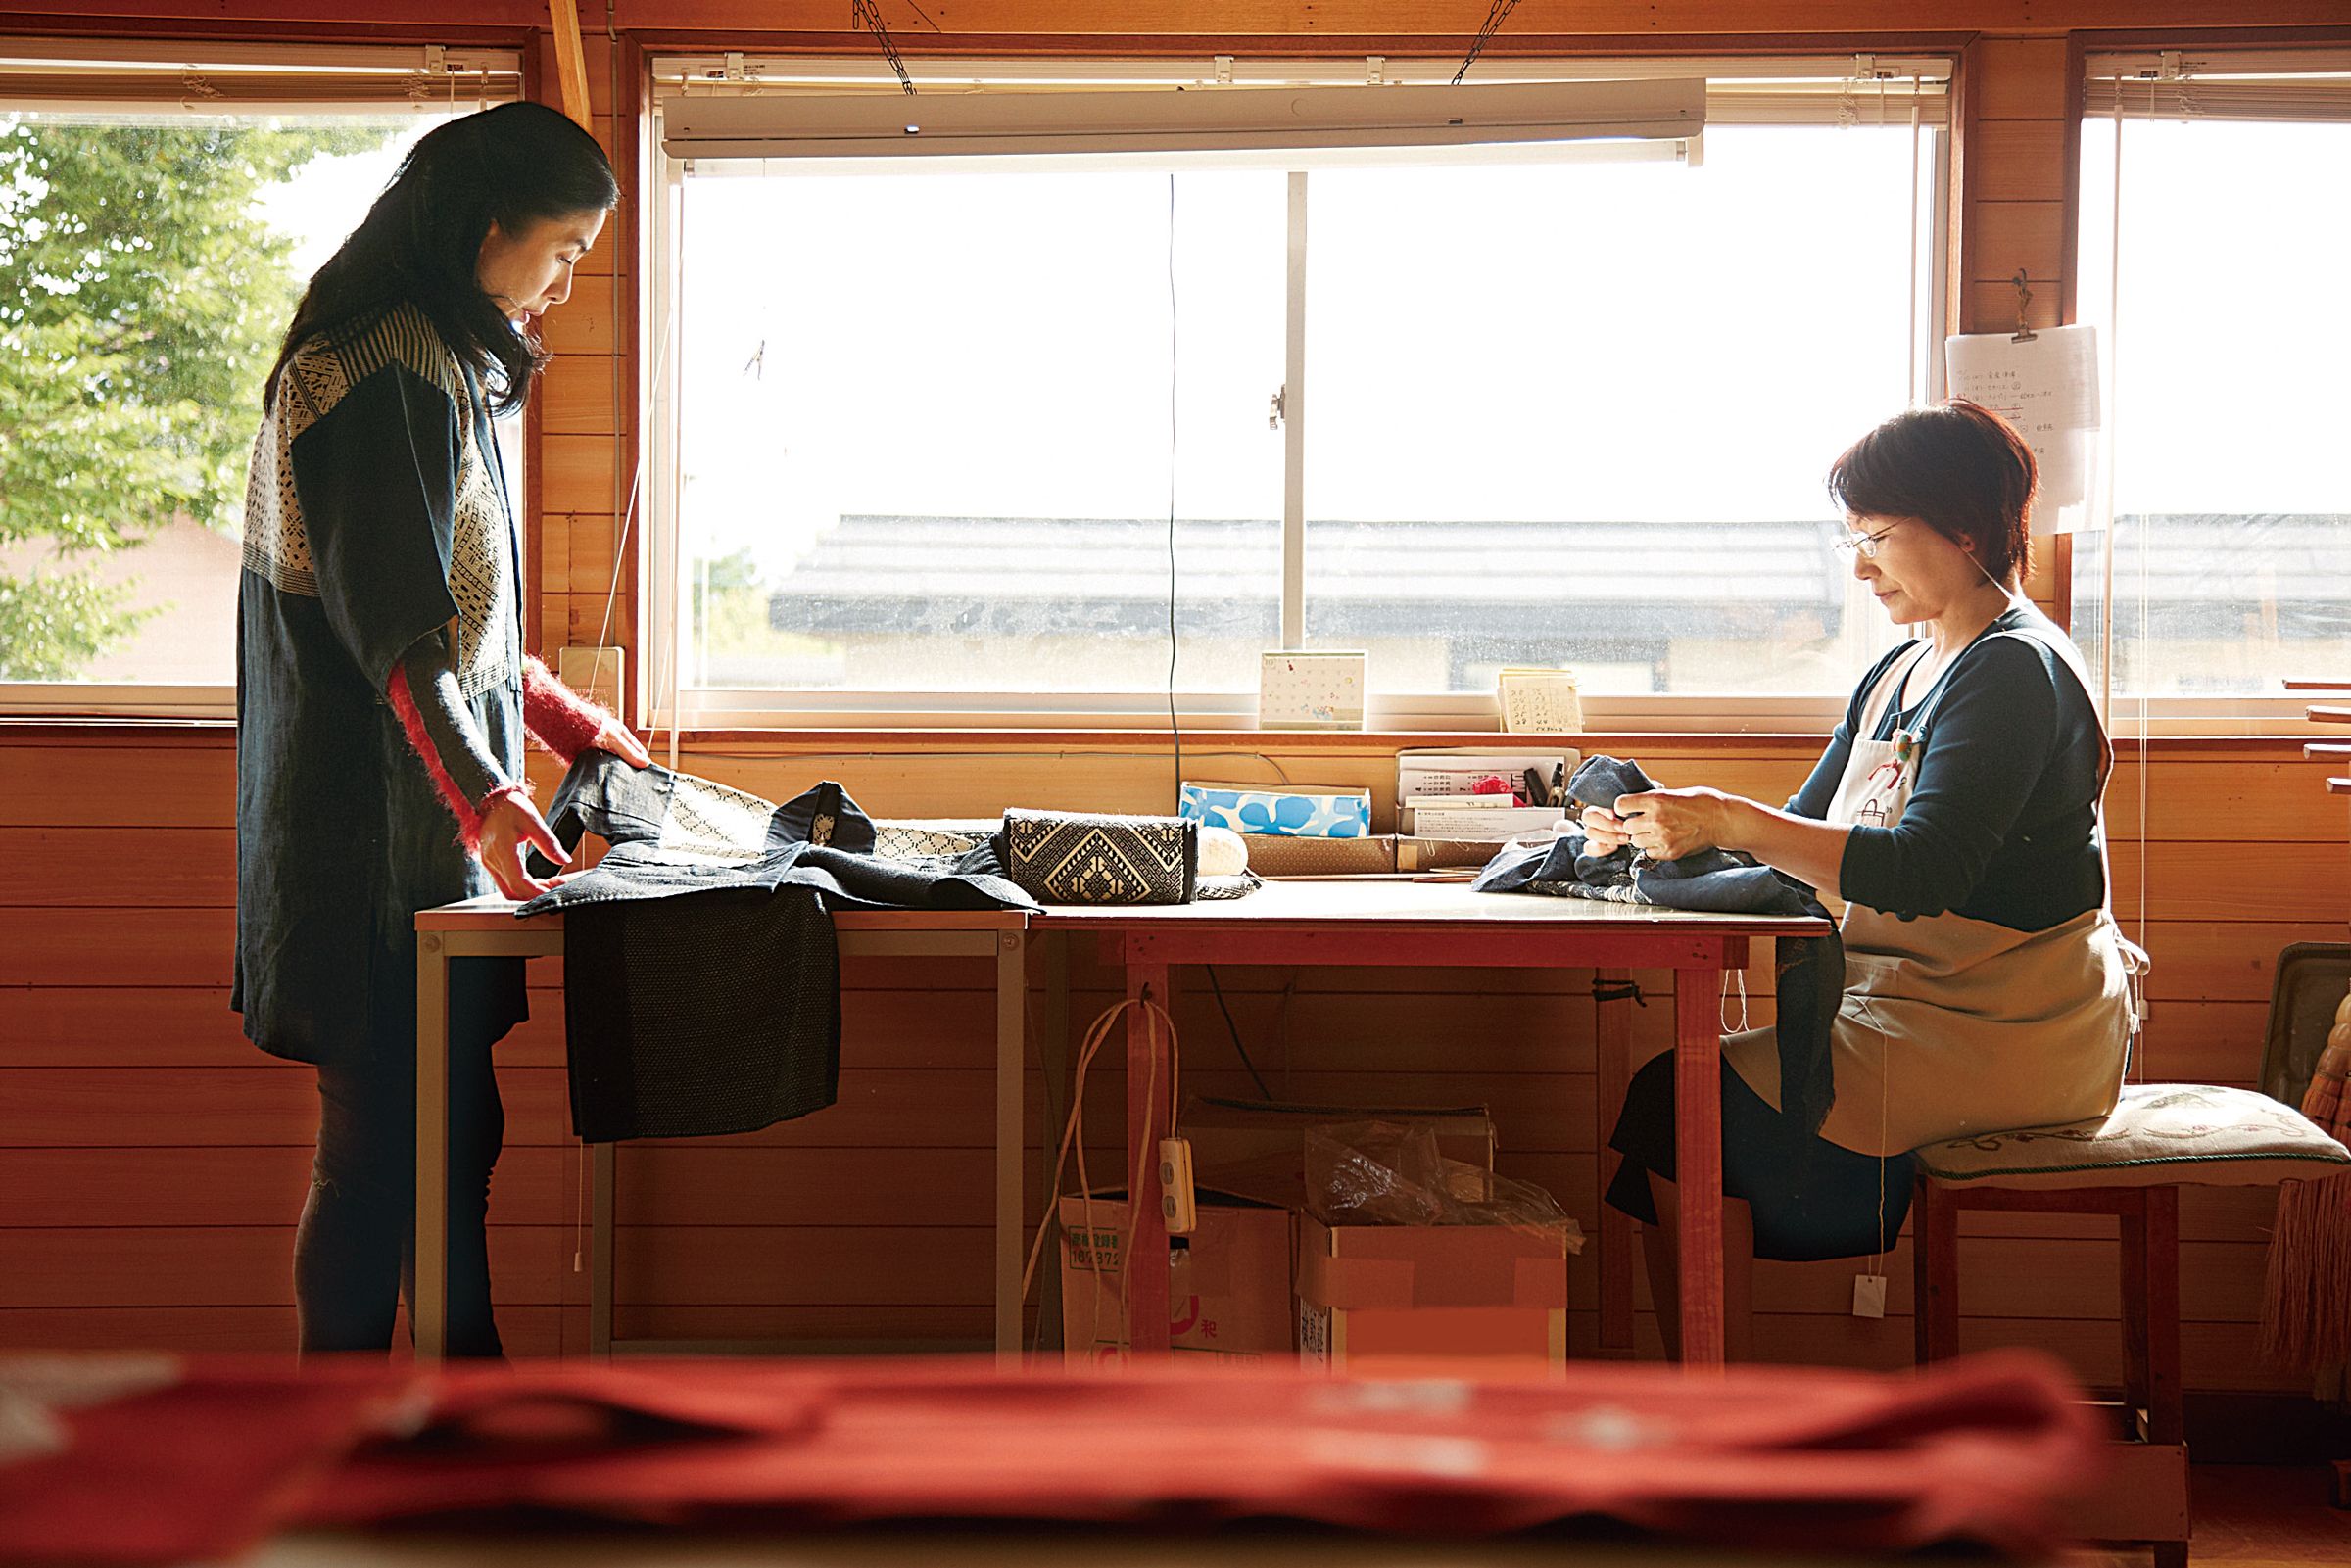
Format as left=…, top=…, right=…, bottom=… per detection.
left=1856, top=641, right=1931, bottom=741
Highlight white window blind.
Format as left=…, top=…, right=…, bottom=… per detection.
left=648, top=52, right=1948, bottom=130
left=0, top=39, right=520, bottom=113
left=2085, top=48, right=2351, bottom=123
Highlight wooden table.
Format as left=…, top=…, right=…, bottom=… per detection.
left=413, top=897, right=1030, bottom=1365
left=1032, top=880, right=1831, bottom=1369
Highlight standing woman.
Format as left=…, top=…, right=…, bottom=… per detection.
left=236, top=101, right=648, bottom=1355
left=1591, top=400, right=2142, bottom=1360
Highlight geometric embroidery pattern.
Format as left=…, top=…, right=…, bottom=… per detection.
left=240, top=303, right=516, bottom=697
left=1003, top=811, right=1191, bottom=905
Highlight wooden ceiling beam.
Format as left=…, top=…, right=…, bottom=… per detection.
left=548, top=0, right=591, bottom=130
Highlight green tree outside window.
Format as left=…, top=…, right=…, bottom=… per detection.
left=0, top=117, right=388, bottom=680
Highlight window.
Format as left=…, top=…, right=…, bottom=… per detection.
left=2075, top=50, right=2351, bottom=704
left=648, top=56, right=1949, bottom=728
left=0, top=41, right=520, bottom=711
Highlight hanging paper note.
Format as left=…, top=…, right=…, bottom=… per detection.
left=1944, top=324, right=2100, bottom=513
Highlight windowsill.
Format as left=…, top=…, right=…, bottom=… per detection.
left=0, top=713, right=2330, bottom=755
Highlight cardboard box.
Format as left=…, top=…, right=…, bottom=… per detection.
left=1296, top=1212, right=1571, bottom=1373
left=1058, top=1190, right=1292, bottom=1365
left=1179, top=1097, right=1496, bottom=1213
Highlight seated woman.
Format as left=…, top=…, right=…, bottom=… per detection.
left=1594, top=399, right=2142, bottom=1361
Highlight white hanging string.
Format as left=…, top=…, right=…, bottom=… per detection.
left=2132, top=75, right=2154, bottom=1073
left=2096, top=68, right=2150, bottom=1083
left=1906, top=75, right=1923, bottom=405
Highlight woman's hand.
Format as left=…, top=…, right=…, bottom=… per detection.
left=476, top=789, right=570, bottom=902
left=592, top=718, right=652, bottom=769
left=1578, top=803, right=1634, bottom=854
left=1613, top=786, right=1743, bottom=862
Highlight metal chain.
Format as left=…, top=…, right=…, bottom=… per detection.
left=1452, top=0, right=1523, bottom=86
left=851, top=0, right=916, bottom=96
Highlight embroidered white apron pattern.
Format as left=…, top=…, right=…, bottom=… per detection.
left=1725, top=620, right=2144, bottom=1158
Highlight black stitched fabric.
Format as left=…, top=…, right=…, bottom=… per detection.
left=517, top=756, right=1034, bottom=1142
left=558, top=885, right=840, bottom=1143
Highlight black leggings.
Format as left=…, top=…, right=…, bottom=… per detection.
left=296, top=1012, right=506, bottom=1357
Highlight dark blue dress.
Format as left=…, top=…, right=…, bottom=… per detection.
left=233, top=303, right=528, bottom=1067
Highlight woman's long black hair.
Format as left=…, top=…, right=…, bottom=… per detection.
left=266, top=100, right=617, bottom=417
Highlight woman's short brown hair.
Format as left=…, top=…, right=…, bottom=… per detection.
left=1826, top=400, right=2038, bottom=583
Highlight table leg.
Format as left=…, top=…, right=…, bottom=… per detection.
left=1126, top=959, right=1172, bottom=1356
left=590, top=1141, right=615, bottom=1360
left=1036, top=936, right=1071, bottom=1351
left=995, top=928, right=1027, bottom=1363
left=1673, top=966, right=1726, bottom=1369
left=413, top=933, right=450, bottom=1364
left=1594, top=968, right=1636, bottom=1352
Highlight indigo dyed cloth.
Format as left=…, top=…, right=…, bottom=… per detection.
left=1473, top=754, right=1842, bottom=1137
left=520, top=762, right=1033, bottom=1142
left=234, top=304, right=527, bottom=1068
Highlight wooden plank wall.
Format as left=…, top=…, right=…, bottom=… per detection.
left=5, top=729, right=2340, bottom=1380
left=4, top=2, right=2347, bottom=1391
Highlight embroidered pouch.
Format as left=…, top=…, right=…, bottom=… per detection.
left=1002, top=809, right=1197, bottom=906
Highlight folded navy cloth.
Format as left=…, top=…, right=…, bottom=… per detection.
left=1476, top=754, right=1843, bottom=1135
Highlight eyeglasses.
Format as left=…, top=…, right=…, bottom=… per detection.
left=1833, top=520, right=1902, bottom=560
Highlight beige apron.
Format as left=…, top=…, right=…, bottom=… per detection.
left=1724, top=617, right=2144, bottom=1158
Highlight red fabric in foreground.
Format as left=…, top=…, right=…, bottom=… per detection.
left=0, top=1352, right=2104, bottom=1565
left=0, top=1357, right=408, bottom=1565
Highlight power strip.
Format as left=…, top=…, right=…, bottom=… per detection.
left=1159, top=1136, right=1197, bottom=1235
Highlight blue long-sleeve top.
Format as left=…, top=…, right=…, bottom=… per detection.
left=1786, top=604, right=2107, bottom=931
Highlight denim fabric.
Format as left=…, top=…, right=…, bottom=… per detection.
left=1475, top=754, right=1842, bottom=1135
left=524, top=759, right=1037, bottom=916
left=517, top=764, right=1033, bottom=1143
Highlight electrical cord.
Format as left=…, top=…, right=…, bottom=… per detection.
left=1165, top=171, right=1183, bottom=809
left=1204, top=965, right=1273, bottom=1099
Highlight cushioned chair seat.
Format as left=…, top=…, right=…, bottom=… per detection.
left=1913, top=1082, right=2351, bottom=1188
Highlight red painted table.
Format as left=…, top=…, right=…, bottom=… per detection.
left=1033, top=880, right=1831, bottom=1369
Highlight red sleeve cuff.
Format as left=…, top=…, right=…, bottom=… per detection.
left=522, top=654, right=614, bottom=765
left=390, top=664, right=522, bottom=854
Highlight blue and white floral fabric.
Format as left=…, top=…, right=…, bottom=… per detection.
left=1178, top=784, right=1371, bottom=838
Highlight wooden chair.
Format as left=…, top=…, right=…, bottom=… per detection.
left=1912, top=1081, right=2351, bottom=1568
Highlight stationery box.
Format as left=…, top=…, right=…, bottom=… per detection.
left=1058, top=1190, right=1293, bottom=1365
left=1295, top=1213, right=1571, bottom=1374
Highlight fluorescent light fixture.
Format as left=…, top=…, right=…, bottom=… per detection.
left=661, top=78, right=1703, bottom=166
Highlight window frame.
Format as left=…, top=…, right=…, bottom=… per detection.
left=0, top=37, right=523, bottom=720
left=2065, top=41, right=2351, bottom=735
left=642, top=51, right=2006, bottom=736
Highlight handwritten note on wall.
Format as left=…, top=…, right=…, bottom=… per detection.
left=1944, top=324, right=2101, bottom=512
